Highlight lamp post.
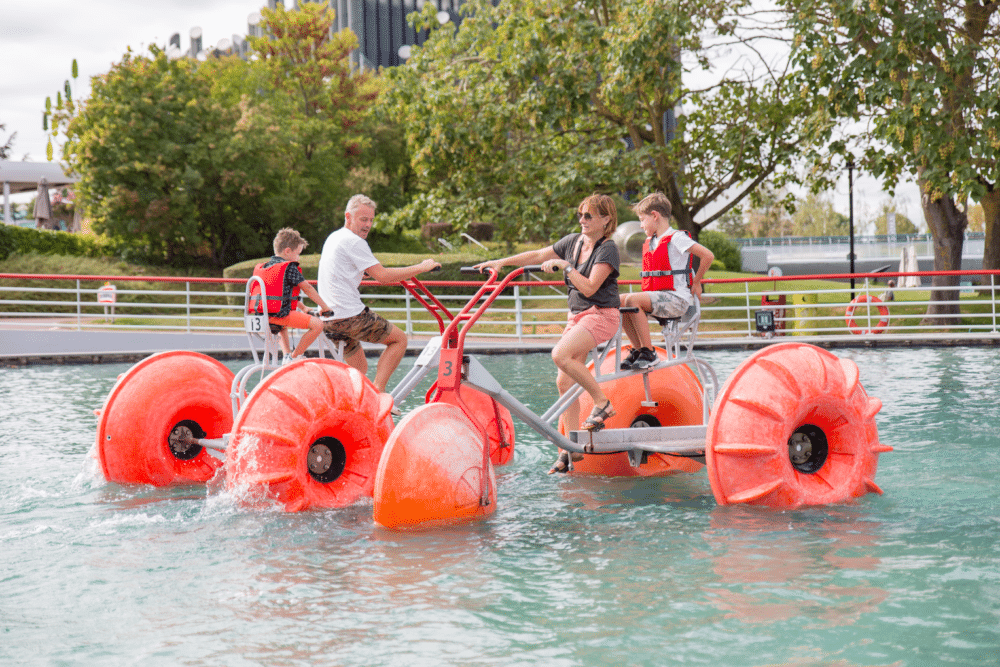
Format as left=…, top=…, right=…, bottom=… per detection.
left=847, top=160, right=856, bottom=298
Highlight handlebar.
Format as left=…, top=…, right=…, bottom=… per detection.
left=460, top=265, right=546, bottom=275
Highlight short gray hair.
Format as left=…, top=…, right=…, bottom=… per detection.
left=345, top=194, right=377, bottom=216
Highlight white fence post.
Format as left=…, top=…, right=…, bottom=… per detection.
left=744, top=282, right=752, bottom=338
left=75, top=279, right=81, bottom=330
left=405, top=292, right=412, bottom=336
left=186, top=282, right=192, bottom=333
left=514, top=284, right=522, bottom=342
left=993, top=275, right=998, bottom=333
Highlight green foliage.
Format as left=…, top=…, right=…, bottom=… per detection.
left=50, top=3, right=385, bottom=269
left=0, top=121, right=14, bottom=159
left=240, top=2, right=379, bottom=239
left=386, top=0, right=822, bottom=244
left=785, top=0, right=999, bottom=283
left=62, top=46, right=271, bottom=267
left=698, top=230, right=742, bottom=272
left=790, top=193, right=849, bottom=236
left=0, top=225, right=132, bottom=261
left=366, top=229, right=428, bottom=254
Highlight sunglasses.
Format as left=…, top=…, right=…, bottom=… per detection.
left=577, top=212, right=595, bottom=220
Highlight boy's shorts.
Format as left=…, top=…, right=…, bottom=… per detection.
left=648, top=291, right=690, bottom=319
left=564, top=306, right=621, bottom=347
left=322, top=307, right=392, bottom=357
left=268, top=310, right=314, bottom=330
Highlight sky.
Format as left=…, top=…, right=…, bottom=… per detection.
left=1, top=0, right=261, bottom=171
left=0, top=0, right=924, bottom=231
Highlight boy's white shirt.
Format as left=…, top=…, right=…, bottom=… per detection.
left=648, top=224, right=696, bottom=303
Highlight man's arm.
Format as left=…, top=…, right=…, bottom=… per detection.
left=365, top=258, right=441, bottom=284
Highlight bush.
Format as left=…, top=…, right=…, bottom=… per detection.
left=0, top=224, right=175, bottom=265
left=699, top=230, right=741, bottom=272
left=0, top=224, right=104, bottom=260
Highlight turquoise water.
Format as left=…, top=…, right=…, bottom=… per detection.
left=2, top=347, right=999, bottom=666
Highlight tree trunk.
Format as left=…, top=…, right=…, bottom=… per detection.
left=919, top=183, right=967, bottom=326
left=980, top=186, right=1000, bottom=295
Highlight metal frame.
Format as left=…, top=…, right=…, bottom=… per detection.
left=390, top=267, right=721, bottom=468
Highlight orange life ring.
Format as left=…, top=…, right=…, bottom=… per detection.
left=845, top=295, right=889, bottom=335
left=705, top=342, right=892, bottom=508
left=95, top=351, right=233, bottom=486
left=226, top=359, right=394, bottom=512
left=373, top=402, right=496, bottom=529
left=425, top=381, right=516, bottom=465
left=558, top=346, right=706, bottom=477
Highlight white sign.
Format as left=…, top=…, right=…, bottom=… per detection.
left=244, top=315, right=267, bottom=334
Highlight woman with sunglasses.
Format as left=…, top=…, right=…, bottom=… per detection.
left=474, top=194, right=621, bottom=473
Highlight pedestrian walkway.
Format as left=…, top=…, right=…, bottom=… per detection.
left=0, top=321, right=558, bottom=366
left=2, top=317, right=997, bottom=366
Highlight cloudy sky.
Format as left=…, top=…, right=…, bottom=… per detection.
left=0, top=0, right=921, bottom=230
left=1, top=0, right=261, bottom=164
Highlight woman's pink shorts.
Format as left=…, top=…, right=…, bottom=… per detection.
left=564, top=306, right=620, bottom=346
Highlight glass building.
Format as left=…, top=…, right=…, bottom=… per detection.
left=328, top=0, right=467, bottom=70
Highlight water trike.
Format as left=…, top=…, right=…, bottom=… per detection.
left=94, top=267, right=892, bottom=528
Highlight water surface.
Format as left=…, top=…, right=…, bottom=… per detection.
left=2, top=348, right=998, bottom=666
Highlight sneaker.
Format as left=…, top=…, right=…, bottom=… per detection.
left=620, top=348, right=643, bottom=370
left=281, top=355, right=292, bottom=366
left=632, top=348, right=659, bottom=370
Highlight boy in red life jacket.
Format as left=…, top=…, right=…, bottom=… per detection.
left=250, top=228, right=333, bottom=365
left=619, top=193, right=715, bottom=370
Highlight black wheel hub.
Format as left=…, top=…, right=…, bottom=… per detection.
left=308, top=437, right=347, bottom=484
left=168, top=420, right=205, bottom=460
left=630, top=415, right=661, bottom=428
left=787, top=424, right=829, bottom=474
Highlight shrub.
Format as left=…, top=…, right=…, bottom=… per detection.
left=699, top=230, right=741, bottom=272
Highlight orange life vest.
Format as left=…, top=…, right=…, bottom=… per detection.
left=249, top=260, right=299, bottom=317
left=640, top=232, right=692, bottom=291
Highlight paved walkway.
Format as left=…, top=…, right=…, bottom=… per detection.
left=0, top=319, right=559, bottom=366
left=2, top=318, right=997, bottom=366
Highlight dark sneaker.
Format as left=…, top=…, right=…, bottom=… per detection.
left=632, top=348, right=659, bottom=370
left=620, top=348, right=643, bottom=370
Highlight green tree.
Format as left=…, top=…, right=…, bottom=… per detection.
left=1, top=122, right=16, bottom=160
left=786, top=0, right=1000, bottom=322
left=244, top=2, right=378, bottom=238
left=63, top=46, right=270, bottom=266
left=968, top=203, right=985, bottom=233
left=385, top=0, right=824, bottom=246
left=871, top=200, right=919, bottom=235
left=741, top=186, right=795, bottom=238
left=790, top=193, right=849, bottom=237
left=698, top=229, right=742, bottom=272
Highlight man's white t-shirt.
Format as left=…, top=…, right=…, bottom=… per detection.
left=318, top=227, right=379, bottom=320
left=648, top=226, right=696, bottom=303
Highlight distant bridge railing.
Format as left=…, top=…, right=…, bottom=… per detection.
left=1, top=271, right=998, bottom=345
left=732, top=231, right=985, bottom=247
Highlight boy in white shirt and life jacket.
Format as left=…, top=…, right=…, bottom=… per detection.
left=250, top=228, right=333, bottom=365
left=619, top=193, right=715, bottom=370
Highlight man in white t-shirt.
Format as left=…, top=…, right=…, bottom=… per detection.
left=318, top=194, right=440, bottom=392
left=619, top=193, right=714, bottom=370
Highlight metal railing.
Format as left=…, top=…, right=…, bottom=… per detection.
left=733, top=231, right=985, bottom=247
left=1, top=271, right=998, bottom=344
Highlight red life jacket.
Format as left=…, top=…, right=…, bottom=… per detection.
left=641, top=232, right=692, bottom=291
left=249, top=261, right=299, bottom=317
